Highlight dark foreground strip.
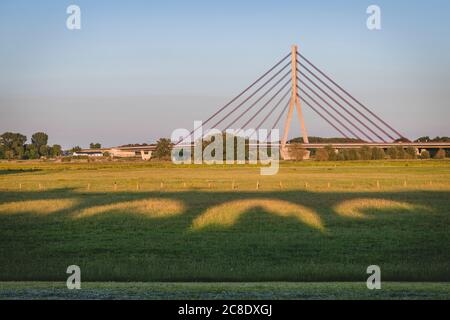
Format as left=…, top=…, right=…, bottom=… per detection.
left=0, top=300, right=447, bottom=319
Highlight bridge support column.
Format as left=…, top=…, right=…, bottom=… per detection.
left=281, top=45, right=309, bottom=160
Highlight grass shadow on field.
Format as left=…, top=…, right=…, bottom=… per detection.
left=0, top=188, right=449, bottom=282
left=0, top=169, right=42, bottom=176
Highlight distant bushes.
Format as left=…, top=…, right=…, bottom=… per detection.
left=315, top=146, right=387, bottom=161
left=315, top=149, right=329, bottom=161
left=434, top=149, right=446, bottom=159
left=312, top=145, right=450, bottom=161
left=311, top=145, right=448, bottom=161
left=420, top=150, right=430, bottom=159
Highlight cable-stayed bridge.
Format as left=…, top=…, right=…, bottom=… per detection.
left=176, top=45, right=449, bottom=159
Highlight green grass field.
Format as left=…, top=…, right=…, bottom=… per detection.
left=1, top=282, right=449, bottom=300
left=0, top=160, right=449, bottom=299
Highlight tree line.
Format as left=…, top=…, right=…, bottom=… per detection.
left=0, top=132, right=61, bottom=160
left=313, top=145, right=447, bottom=161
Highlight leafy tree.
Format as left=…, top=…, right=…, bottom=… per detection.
left=336, top=152, right=346, bottom=161
left=289, top=143, right=307, bottom=161
left=371, top=147, right=385, bottom=160
left=340, top=149, right=350, bottom=161
left=405, top=147, right=417, bottom=159
left=24, top=144, right=39, bottom=159
left=414, top=136, right=450, bottom=143
left=430, top=136, right=450, bottom=142
left=347, top=149, right=361, bottom=161
left=420, top=150, right=430, bottom=159
left=51, top=144, right=62, bottom=157
left=71, top=146, right=82, bottom=152
left=395, top=146, right=406, bottom=159
left=0, top=145, right=4, bottom=159
left=434, top=149, right=446, bottom=159
left=31, top=132, right=48, bottom=148
left=291, top=136, right=365, bottom=143
left=0, top=132, right=27, bottom=159
left=387, top=147, right=398, bottom=159
left=414, top=136, right=430, bottom=143
left=1, top=132, right=26, bottom=149
left=394, top=137, right=411, bottom=143
left=31, top=132, right=49, bottom=157
left=315, top=149, right=329, bottom=161
left=4, top=150, right=14, bottom=160
left=324, top=145, right=337, bottom=161
left=90, top=142, right=101, bottom=149
left=39, top=145, right=49, bottom=157
left=153, top=138, right=172, bottom=160
left=359, top=146, right=372, bottom=160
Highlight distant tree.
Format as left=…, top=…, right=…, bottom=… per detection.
left=420, top=150, right=430, bottom=159
left=31, top=132, right=48, bottom=148
left=1, top=132, right=26, bottom=149
left=351, top=149, right=361, bottom=161
left=71, top=146, right=82, bottom=153
left=414, top=136, right=450, bottom=143
left=315, top=149, right=329, bottom=161
left=387, top=147, right=398, bottom=159
left=289, top=143, right=307, bottom=161
left=359, top=146, right=372, bottom=160
left=336, top=151, right=346, bottom=161
left=31, top=132, right=49, bottom=157
left=341, top=149, right=350, bottom=161
left=51, top=144, right=62, bottom=157
left=405, top=147, right=417, bottom=159
left=395, top=146, right=406, bottom=159
left=39, top=145, right=50, bottom=158
left=0, top=132, right=27, bottom=159
left=24, top=144, right=39, bottom=159
left=371, top=147, right=385, bottom=160
left=90, top=142, right=101, bottom=149
left=291, top=136, right=365, bottom=143
left=414, top=136, right=430, bottom=143
left=153, top=138, right=172, bottom=160
left=431, top=136, right=450, bottom=143
left=394, top=137, right=411, bottom=143
left=324, top=145, right=337, bottom=161
left=0, top=145, right=4, bottom=159
left=4, top=150, right=14, bottom=160
left=434, top=149, right=446, bottom=159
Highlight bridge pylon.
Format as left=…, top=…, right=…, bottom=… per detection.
left=176, top=44, right=406, bottom=150
left=281, top=45, right=309, bottom=159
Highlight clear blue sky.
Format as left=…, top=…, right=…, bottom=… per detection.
left=0, top=0, right=449, bottom=148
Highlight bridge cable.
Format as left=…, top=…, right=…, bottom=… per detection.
left=297, top=79, right=362, bottom=140
left=297, top=94, right=350, bottom=138
left=298, top=61, right=385, bottom=142
left=266, top=100, right=291, bottom=141
left=297, top=85, right=353, bottom=140
left=298, top=67, right=376, bottom=142
left=233, top=80, right=291, bottom=137
left=209, top=63, right=291, bottom=131
left=255, top=88, right=291, bottom=133
left=223, top=70, right=291, bottom=130
left=175, top=52, right=290, bottom=145
left=298, top=53, right=404, bottom=140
